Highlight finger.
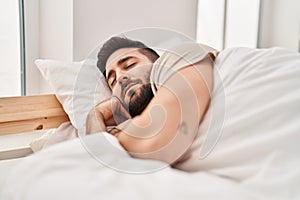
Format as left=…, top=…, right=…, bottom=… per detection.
left=110, top=97, right=132, bottom=124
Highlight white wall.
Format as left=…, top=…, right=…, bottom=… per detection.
left=24, top=0, right=40, bottom=95
left=259, top=0, right=300, bottom=51
left=73, top=0, right=198, bottom=61
left=39, top=0, right=73, bottom=61
left=32, top=0, right=198, bottom=93
left=31, top=0, right=300, bottom=94
left=38, top=0, right=73, bottom=93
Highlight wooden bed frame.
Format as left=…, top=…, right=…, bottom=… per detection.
left=0, top=94, right=69, bottom=136
left=0, top=94, right=69, bottom=160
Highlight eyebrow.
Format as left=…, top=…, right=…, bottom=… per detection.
left=106, top=56, right=135, bottom=81
left=117, top=56, right=134, bottom=65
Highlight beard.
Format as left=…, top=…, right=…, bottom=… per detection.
left=128, top=83, right=154, bottom=117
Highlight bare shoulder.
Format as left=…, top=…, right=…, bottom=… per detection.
left=156, top=55, right=213, bottom=117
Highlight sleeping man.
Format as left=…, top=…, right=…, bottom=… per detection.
left=86, top=36, right=300, bottom=181
left=86, top=36, right=216, bottom=165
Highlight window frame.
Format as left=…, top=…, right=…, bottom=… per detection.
left=19, top=0, right=26, bottom=95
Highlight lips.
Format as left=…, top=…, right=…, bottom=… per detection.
left=124, top=83, right=136, bottom=96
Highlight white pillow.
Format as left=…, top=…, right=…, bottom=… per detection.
left=35, top=59, right=111, bottom=133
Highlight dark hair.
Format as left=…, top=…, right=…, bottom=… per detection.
left=97, top=36, right=159, bottom=77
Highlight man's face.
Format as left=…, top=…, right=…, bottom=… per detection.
left=106, top=48, right=154, bottom=117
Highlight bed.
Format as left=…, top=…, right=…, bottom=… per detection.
left=0, top=46, right=300, bottom=199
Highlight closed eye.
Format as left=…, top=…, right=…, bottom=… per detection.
left=126, top=63, right=136, bottom=69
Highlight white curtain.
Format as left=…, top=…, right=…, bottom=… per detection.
left=197, top=0, right=261, bottom=50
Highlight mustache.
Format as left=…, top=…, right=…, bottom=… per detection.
left=111, top=83, right=153, bottom=119
left=121, top=79, right=142, bottom=98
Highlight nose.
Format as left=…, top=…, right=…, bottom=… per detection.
left=118, top=74, right=130, bottom=86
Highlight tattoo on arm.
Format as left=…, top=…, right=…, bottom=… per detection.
left=178, top=121, right=188, bottom=135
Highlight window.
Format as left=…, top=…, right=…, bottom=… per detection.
left=0, top=0, right=25, bottom=97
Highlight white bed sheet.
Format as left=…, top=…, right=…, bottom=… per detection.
left=0, top=134, right=257, bottom=200
left=0, top=158, right=24, bottom=189
left=0, top=129, right=48, bottom=189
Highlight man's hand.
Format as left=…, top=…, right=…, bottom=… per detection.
left=110, top=96, right=132, bottom=125
left=85, top=98, right=132, bottom=134
left=86, top=106, right=107, bottom=134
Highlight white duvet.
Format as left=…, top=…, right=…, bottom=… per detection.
left=1, top=47, right=300, bottom=200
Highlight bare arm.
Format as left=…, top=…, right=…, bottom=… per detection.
left=86, top=95, right=133, bottom=134
left=114, top=57, right=213, bottom=164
